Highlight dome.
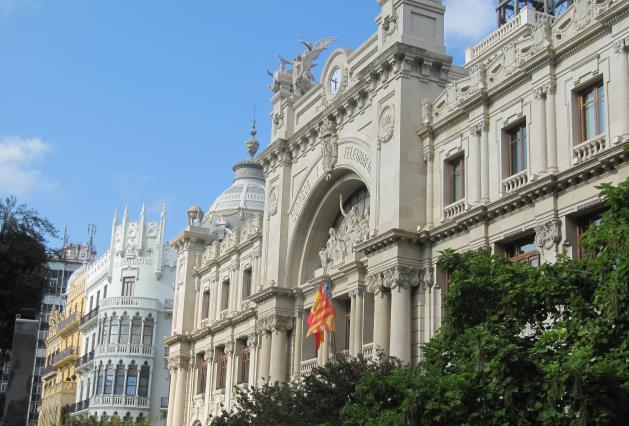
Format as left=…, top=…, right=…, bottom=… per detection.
left=203, top=122, right=265, bottom=237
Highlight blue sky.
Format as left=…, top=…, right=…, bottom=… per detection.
left=0, top=0, right=495, bottom=252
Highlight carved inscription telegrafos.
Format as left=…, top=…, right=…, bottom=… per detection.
left=343, top=146, right=372, bottom=174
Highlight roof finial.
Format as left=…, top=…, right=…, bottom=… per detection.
left=245, top=102, right=260, bottom=158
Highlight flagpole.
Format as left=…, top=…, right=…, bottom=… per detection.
left=323, top=275, right=338, bottom=360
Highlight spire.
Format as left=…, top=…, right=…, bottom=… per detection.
left=245, top=103, right=260, bottom=158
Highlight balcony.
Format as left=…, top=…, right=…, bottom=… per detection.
left=42, top=381, right=76, bottom=398
left=100, top=297, right=160, bottom=310
left=164, top=299, right=174, bottom=310
left=70, top=399, right=90, bottom=413
left=80, top=306, right=98, bottom=328
left=573, top=135, right=606, bottom=164
left=443, top=199, right=467, bottom=221
left=52, top=346, right=79, bottom=368
left=502, top=170, right=529, bottom=195
left=41, top=365, right=54, bottom=377
left=97, top=344, right=153, bottom=357
left=56, top=311, right=79, bottom=335
left=160, top=397, right=169, bottom=410
left=92, top=395, right=149, bottom=409
left=75, top=350, right=95, bottom=369
left=300, top=358, right=317, bottom=375
left=362, top=343, right=374, bottom=358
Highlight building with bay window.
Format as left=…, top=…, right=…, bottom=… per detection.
left=165, top=0, right=628, bottom=424
left=71, top=205, right=176, bottom=424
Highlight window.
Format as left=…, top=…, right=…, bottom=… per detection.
left=202, top=290, right=210, bottom=320
left=89, top=296, right=93, bottom=312
left=104, top=363, right=114, bottom=394
left=197, top=354, right=207, bottom=394
left=100, top=318, right=110, bottom=344
left=504, top=235, right=540, bottom=266
left=96, top=364, right=103, bottom=395
left=576, top=212, right=604, bottom=259
left=121, top=278, right=134, bottom=297
left=103, top=285, right=107, bottom=299
left=143, top=316, right=154, bottom=346
left=216, top=348, right=228, bottom=389
left=126, top=362, right=138, bottom=396
left=578, top=81, right=605, bottom=142
left=242, top=268, right=252, bottom=300
left=119, top=317, right=130, bottom=344
left=447, top=156, right=465, bottom=204
left=507, top=122, right=527, bottom=175
left=221, top=280, right=230, bottom=311
left=109, top=318, right=119, bottom=344
left=96, top=291, right=100, bottom=307
left=138, top=363, right=150, bottom=397
left=239, top=345, right=250, bottom=384
left=130, top=316, right=142, bottom=344
left=114, top=361, right=125, bottom=395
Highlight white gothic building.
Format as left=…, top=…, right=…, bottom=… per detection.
left=165, top=0, right=629, bottom=424
left=72, top=205, right=177, bottom=423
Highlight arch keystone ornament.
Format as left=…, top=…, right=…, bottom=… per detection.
left=320, top=119, right=339, bottom=179
left=377, top=105, right=395, bottom=144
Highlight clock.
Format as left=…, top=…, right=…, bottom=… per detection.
left=328, top=67, right=343, bottom=96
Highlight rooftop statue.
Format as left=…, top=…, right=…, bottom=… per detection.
left=268, top=36, right=336, bottom=96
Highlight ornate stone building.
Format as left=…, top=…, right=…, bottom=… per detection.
left=71, top=205, right=176, bottom=424
left=165, top=0, right=628, bottom=424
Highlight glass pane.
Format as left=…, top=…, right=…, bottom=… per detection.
left=521, top=127, right=527, bottom=169
left=584, top=103, right=595, bottom=140
left=598, top=90, right=605, bottom=135
left=126, top=375, right=137, bottom=396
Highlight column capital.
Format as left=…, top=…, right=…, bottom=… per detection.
left=168, top=356, right=189, bottom=371
left=348, top=286, right=365, bottom=298
left=470, top=119, right=488, bottom=136
left=247, top=333, right=259, bottom=348
left=367, top=265, right=420, bottom=294
left=224, top=340, right=235, bottom=355
left=422, top=146, right=434, bottom=163
left=613, top=36, right=628, bottom=55
left=256, top=314, right=294, bottom=334
left=534, top=80, right=556, bottom=99
left=421, top=265, right=434, bottom=289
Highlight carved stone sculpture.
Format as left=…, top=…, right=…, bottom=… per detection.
left=276, top=37, right=336, bottom=96
left=320, top=119, right=339, bottom=179
left=187, top=205, right=204, bottom=226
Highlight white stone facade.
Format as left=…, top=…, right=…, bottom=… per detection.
left=166, top=1, right=629, bottom=424
left=72, top=205, right=176, bottom=424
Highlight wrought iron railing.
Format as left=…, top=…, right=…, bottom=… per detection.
left=80, top=306, right=98, bottom=326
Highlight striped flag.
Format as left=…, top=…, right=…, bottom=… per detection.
left=306, top=278, right=336, bottom=351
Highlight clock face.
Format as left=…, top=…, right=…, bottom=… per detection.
left=329, top=67, right=343, bottom=96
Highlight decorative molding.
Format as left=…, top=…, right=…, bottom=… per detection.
left=377, top=104, right=395, bottom=144
left=320, top=119, right=339, bottom=179
left=535, top=218, right=562, bottom=252
left=366, top=264, right=420, bottom=294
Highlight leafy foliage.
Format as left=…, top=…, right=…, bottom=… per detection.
left=0, top=196, right=57, bottom=352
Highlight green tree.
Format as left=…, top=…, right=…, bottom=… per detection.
left=343, top=179, right=629, bottom=425
left=0, top=196, right=57, bottom=352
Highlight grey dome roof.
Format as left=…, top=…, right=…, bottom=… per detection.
left=203, top=124, right=265, bottom=236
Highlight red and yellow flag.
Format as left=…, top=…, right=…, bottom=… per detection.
left=306, top=280, right=336, bottom=351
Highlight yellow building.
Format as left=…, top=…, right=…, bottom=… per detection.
left=39, top=266, right=86, bottom=426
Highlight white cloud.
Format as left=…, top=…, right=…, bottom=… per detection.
left=0, top=135, right=56, bottom=197
left=444, top=0, right=496, bottom=41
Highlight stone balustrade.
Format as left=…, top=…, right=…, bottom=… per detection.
left=573, top=135, right=606, bottom=164
left=362, top=343, right=374, bottom=358
left=502, top=170, right=529, bottom=194
left=300, top=358, right=317, bottom=374
left=92, top=395, right=149, bottom=409
left=97, top=343, right=153, bottom=357
left=443, top=199, right=467, bottom=221
left=100, top=296, right=160, bottom=310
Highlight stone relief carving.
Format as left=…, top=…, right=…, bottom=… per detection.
left=224, top=340, right=235, bottom=355
left=535, top=219, right=562, bottom=252
left=366, top=265, right=421, bottom=295
left=421, top=98, right=432, bottom=126
left=268, top=186, right=279, bottom=216
left=187, top=206, right=204, bottom=226
left=146, top=221, right=158, bottom=238
left=256, top=315, right=294, bottom=334
left=320, top=119, right=339, bottom=179
left=421, top=265, right=434, bottom=290
left=240, top=213, right=263, bottom=241
left=381, top=10, right=398, bottom=42
left=247, top=333, right=258, bottom=349
left=319, top=195, right=370, bottom=271
left=272, top=112, right=284, bottom=134
left=377, top=105, right=395, bottom=144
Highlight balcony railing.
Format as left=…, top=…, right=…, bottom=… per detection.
left=100, top=297, right=160, bottom=310
left=75, top=350, right=95, bottom=368
left=52, top=346, right=79, bottom=366
left=71, top=399, right=90, bottom=413
left=56, top=311, right=79, bottom=333
left=443, top=199, right=467, bottom=221
left=80, top=306, right=98, bottom=326
left=97, top=344, right=153, bottom=357
left=164, top=299, right=174, bottom=310
left=160, top=397, right=169, bottom=409
left=300, top=358, right=317, bottom=374
left=41, top=365, right=54, bottom=377
left=362, top=343, right=374, bottom=358
left=92, top=395, right=149, bottom=408
left=573, top=135, right=606, bottom=164
left=502, top=170, right=528, bottom=195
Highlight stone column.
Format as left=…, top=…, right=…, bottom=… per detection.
left=292, top=312, right=303, bottom=378
left=348, top=293, right=357, bottom=355
left=424, top=148, right=434, bottom=229
left=545, top=82, right=557, bottom=173
left=269, top=316, right=292, bottom=382
left=609, top=36, right=629, bottom=144
left=480, top=121, right=490, bottom=203
left=170, top=357, right=188, bottom=426
left=257, top=330, right=271, bottom=385
left=469, top=124, right=482, bottom=205
left=352, top=287, right=364, bottom=356
left=369, top=272, right=391, bottom=355
left=204, top=351, right=213, bottom=402
left=224, top=341, right=235, bottom=407
left=247, top=334, right=258, bottom=385
left=533, top=87, right=548, bottom=178
left=389, top=284, right=411, bottom=363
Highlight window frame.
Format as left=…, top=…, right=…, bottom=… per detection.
left=216, top=348, right=228, bottom=390
left=507, top=122, right=527, bottom=176
left=447, top=155, right=465, bottom=204
left=578, top=81, right=605, bottom=142
left=239, top=345, right=250, bottom=384
left=121, top=277, right=135, bottom=297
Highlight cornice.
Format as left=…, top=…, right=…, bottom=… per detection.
left=356, top=228, right=421, bottom=256
left=163, top=333, right=191, bottom=347
left=190, top=308, right=256, bottom=342
left=250, top=285, right=294, bottom=304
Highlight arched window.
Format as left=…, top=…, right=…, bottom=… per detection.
left=126, top=361, right=138, bottom=396
left=130, top=314, right=142, bottom=344
left=332, top=186, right=370, bottom=232
left=142, top=315, right=154, bottom=346
left=100, top=317, right=109, bottom=344
left=109, top=315, right=119, bottom=344
left=96, top=363, right=104, bottom=395
left=119, top=314, right=130, bottom=344
left=104, top=361, right=114, bottom=394
left=114, top=361, right=125, bottom=395
left=123, top=412, right=132, bottom=422
left=138, top=362, right=150, bottom=397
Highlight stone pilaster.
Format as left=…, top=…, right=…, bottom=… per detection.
left=170, top=357, right=189, bottom=426
left=612, top=37, right=629, bottom=145
left=269, top=315, right=293, bottom=382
